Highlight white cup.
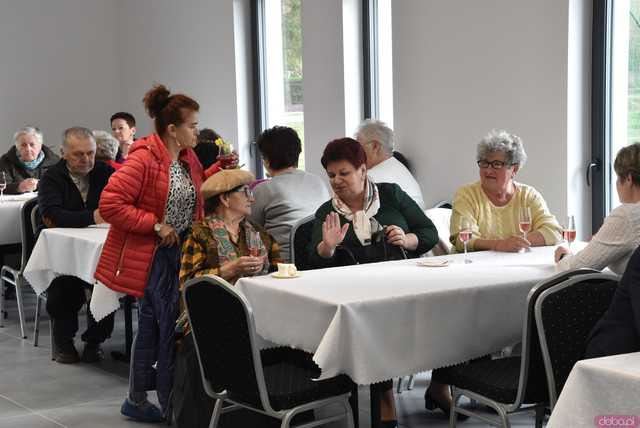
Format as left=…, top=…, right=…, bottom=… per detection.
left=277, top=263, right=297, bottom=277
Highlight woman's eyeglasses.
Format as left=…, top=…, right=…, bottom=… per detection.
left=477, top=160, right=511, bottom=170
left=232, top=186, right=254, bottom=199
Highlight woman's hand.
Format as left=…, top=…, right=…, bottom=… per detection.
left=156, top=224, right=180, bottom=247
left=493, top=235, right=530, bottom=252
left=318, top=212, right=349, bottom=258
left=554, top=245, right=571, bottom=263
left=385, top=225, right=418, bottom=251
left=220, top=256, right=264, bottom=278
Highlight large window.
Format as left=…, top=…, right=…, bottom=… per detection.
left=255, top=0, right=305, bottom=174
left=364, top=0, right=393, bottom=127
left=592, top=0, right=640, bottom=228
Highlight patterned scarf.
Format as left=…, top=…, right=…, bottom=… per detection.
left=206, top=214, right=269, bottom=275
left=331, top=175, right=380, bottom=245
left=19, top=150, right=45, bottom=171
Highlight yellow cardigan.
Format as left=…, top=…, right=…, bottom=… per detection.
left=450, top=181, right=562, bottom=252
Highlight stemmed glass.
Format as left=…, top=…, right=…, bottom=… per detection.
left=459, top=217, right=472, bottom=264
left=0, top=172, right=6, bottom=203
left=563, top=215, right=576, bottom=251
left=519, top=206, right=532, bottom=252
left=247, top=230, right=263, bottom=275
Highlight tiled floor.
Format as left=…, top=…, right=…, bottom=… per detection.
left=0, top=286, right=543, bottom=427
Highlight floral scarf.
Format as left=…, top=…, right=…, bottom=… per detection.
left=331, top=175, right=380, bottom=246
left=206, top=214, right=269, bottom=275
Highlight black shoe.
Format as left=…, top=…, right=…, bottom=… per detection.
left=81, top=343, right=104, bottom=363
left=424, top=388, right=469, bottom=421
left=55, top=340, right=80, bottom=364
left=381, top=420, right=398, bottom=428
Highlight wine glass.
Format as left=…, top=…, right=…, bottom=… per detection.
left=519, top=206, right=532, bottom=252
left=0, top=172, right=6, bottom=203
left=459, top=217, right=472, bottom=264
left=247, top=230, right=263, bottom=274
left=563, top=215, right=576, bottom=251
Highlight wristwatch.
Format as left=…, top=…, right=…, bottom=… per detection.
left=154, top=223, right=162, bottom=234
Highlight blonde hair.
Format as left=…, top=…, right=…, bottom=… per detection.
left=614, top=142, right=640, bottom=186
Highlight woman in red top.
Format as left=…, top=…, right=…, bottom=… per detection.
left=95, top=85, right=207, bottom=423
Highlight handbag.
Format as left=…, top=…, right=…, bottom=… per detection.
left=335, top=227, right=408, bottom=266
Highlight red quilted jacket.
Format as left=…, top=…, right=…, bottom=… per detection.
left=94, top=134, right=206, bottom=297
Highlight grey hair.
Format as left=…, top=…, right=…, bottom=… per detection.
left=477, top=129, right=527, bottom=167
left=92, top=130, right=119, bottom=161
left=354, top=119, right=395, bottom=154
left=62, top=127, right=96, bottom=151
left=13, top=126, right=43, bottom=147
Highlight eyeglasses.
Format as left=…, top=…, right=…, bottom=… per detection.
left=232, top=186, right=254, bottom=199
left=477, top=160, right=511, bottom=170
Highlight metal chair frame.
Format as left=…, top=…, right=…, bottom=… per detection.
left=534, top=272, right=619, bottom=409
left=184, top=275, right=354, bottom=428
left=0, top=197, right=38, bottom=339
left=449, top=268, right=600, bottom=428
left=289, top=214, right=315, bottom=268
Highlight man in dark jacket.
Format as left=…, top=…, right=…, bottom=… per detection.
left=0, top=126, right=59, bottom=194
left=38, top=127, right=115, bottom=364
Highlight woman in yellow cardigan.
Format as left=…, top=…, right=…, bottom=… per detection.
left=449, top=129, right=562, bottom=253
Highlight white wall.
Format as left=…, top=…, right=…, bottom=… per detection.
left=117, top=0, right=244, bottom=152
left=393, top=0, right=591, bottom=233
left=0, top=0, right=121, bottom=153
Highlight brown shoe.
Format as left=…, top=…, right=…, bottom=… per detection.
left=55, top=341, right=80, bottom=364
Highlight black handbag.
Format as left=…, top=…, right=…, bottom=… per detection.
left=335, top=228, right=408, bottom=266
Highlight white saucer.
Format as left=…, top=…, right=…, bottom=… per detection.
left=416, top=259, right=449, bottom=267
left=271, top=272, right=301, bottom=279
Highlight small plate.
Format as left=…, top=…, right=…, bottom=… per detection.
left=271, top=272, right=301, bottom=279
left=416, top=259, right=449, bottom=267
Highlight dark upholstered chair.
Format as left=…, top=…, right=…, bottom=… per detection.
left=435, top=268, right=599, bottom=428
left=289, top=215, right=315, bottom=271
left=535, top=272, right=618, bottom=409
left=183, top=275, right=354, bottom=428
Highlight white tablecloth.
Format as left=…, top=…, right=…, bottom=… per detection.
left=23, top=226, right=122, bottom=321
left=236, top=246, right=561, bottom=385
left=548, top=353, right=640, bottom=427
left=0, top=192, right=37, bottom=246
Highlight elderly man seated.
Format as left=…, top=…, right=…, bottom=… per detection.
left=0, top=126, right=59, bottom=194
left=355, top=119, right=425, bottom=209
left=38, top=127, right=115, bottom=364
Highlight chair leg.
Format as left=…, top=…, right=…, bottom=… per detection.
left=407, top=374, right=415, bottom=390
left=280, top=410, right=294, bottom=428
left=14, top=277, right=26, bottom=338
left=534, top=406, right=545, bottom=428
left=0, top=276, right=5, bottom=328
left=495, top=405, right=511, bottom=428
left=33, top=295, right=41, bottom=346
left=396, top=376, right=404, bottom=393
left=49, top=320, right=55, bottom=361
left=449, top=387, right=459, bottom=428
left=208, top=399, right=223, bottom=428
left=343, top=399, right=355, bottom=428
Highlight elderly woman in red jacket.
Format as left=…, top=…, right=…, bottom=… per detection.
left=95, top=85, right=216, bottom=423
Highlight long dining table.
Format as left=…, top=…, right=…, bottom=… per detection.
left=235, top=245, right=565, bottom=427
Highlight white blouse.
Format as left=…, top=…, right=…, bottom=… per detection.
left=557, top=203, right=640, bottom=275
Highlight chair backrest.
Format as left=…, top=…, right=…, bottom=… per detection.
left=512, top=268, right=600, bottom=407
left=183, top=276, right=272, bottom=412
left=19, top=197, right=38, bottom=272
left=534, top=272, right=618, bottom=408
left=289, top=214, right=315, bottom=270
left=433, top=200, right=452, bottom=209
left=423, top=207, right=452, bottom=256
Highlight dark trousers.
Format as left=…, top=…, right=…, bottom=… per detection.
left=46, top=275, right=115, bottom=345
left=129, top=245, right=181, bottom=413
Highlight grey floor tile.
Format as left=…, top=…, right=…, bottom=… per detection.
left=0, top=395, right=31, bottom=420
left=40, top=397, right=159, bottom=428
left=0, top=413, right=66, bottom=428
